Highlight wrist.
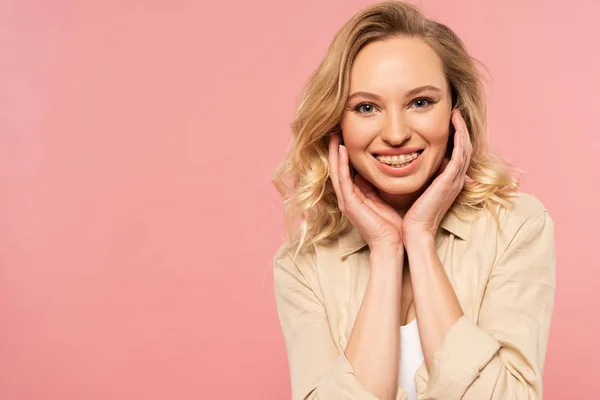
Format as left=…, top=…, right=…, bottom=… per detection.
left=369, top=245, right=404, bottom=276
left=370, top=243, right=404, bottom=259
left=403, top=230, right=436, bottom=253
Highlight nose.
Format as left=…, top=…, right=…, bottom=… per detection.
left=380, top=110, right=411, bottom=146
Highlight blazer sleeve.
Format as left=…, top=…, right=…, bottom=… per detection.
left=420, top=209, right=556, bottom=400
left=273, top=247, right=382, bottom=400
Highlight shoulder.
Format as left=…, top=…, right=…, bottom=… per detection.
left=272, top=239, right=318, bottom=282
left=467, top=191, right=551, bottom=233
left=503, top=191, right=549, bottom=219
left=457, top=191, right=553, bottom=258
left=273, top=230, right=342, bottom=272
left=496, top=191, right=553, bottom=236
left=471, top=191, right=555, bottom=262
left=272, top=234, right=345, bottom=296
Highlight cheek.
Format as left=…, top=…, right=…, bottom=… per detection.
left=412, top=114, right=450, bottom=145
left=340, top=114, right=378, bottom=147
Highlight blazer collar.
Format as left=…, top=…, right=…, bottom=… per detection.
left=338, top=206, right=471, bottom=259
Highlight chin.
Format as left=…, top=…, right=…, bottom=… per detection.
left=373, top=174, right=428, bottom=195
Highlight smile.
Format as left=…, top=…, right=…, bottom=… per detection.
left=374, top=150, right=423, bottom=168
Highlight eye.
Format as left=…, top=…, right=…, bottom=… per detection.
left=353, top=102, right=377, bottom=114
left=412, top=97, right=434, bottom=109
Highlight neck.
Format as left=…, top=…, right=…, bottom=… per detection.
left=376, top=177, right=435, bottom=216
left=377, top=188, right=424, bottom=217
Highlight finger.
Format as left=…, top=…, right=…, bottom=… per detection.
left=446, top=110, right=464, bottom=184
left=463, top=121, right=474, bottom=174
left=338, top=145, right=359, bottom=207
left=355, top=174, right=404, bottom=225
left=328, top=134, right=344, bottom=210
left=354, top=174, right=386, bottom=207
left=456, top=112, right=472, bottom=180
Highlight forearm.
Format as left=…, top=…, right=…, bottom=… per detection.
left=345, top=245, right=404, bottom=400
left=404, top=234, right=463, bottom=372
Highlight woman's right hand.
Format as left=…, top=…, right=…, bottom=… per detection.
left=328, top=133, right=404, bottom=252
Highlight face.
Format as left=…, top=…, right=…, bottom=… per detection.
left=341, top=36, right=453, bottom=210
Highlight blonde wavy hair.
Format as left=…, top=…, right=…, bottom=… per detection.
left=271, top=0, right=519, bottom=262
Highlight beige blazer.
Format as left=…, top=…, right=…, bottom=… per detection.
left=273, top=192, right=555, bottom=400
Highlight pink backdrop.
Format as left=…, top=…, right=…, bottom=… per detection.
left=1, top=0, right=597, bottom=398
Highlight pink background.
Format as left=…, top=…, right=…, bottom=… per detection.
left=1, top=0, right=597, bottom=398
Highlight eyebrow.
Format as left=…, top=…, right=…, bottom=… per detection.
left=346, top=85, right=443, bottom=103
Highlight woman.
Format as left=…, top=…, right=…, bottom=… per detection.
left=271, top=2, right=555, bottom=399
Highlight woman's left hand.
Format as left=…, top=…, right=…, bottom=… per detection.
left=402, top=109, right=473, bottom=240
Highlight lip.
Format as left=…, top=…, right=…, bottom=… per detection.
left=372, top=147, right=424, bottom=156
left=372, top=150, right=423, bottom=177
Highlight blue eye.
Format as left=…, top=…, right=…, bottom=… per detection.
left=354, top=103, right=376, bottom=114
left=412, top=98, right=433, bottom=109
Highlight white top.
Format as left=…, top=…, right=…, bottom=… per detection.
left=398, top=319, right=424, bottom=400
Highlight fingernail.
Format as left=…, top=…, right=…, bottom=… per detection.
left=339, top=145, right=343, bottom=155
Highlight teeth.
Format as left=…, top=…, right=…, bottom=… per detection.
left=375, top=152, right=419, bottom=165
